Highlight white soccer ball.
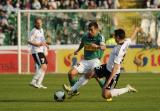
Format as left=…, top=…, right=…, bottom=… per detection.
left=54, top=90, right=65, bottom=102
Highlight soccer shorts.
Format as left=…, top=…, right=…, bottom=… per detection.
left=32, top=52, right=48, bottom=67
left=94, top=64, right=120, bottom=89
left=74, top=58, right=101, bottom=74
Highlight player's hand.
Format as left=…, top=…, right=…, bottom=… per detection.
left=100, top=45, right=106, bottom=51
left=135, top=27, right=141, bottom=32
left=40, top=42, right=49, bottom=48
left=74, top=50, right=78, bottom=55
left=91, top=43, right=98, bottom=48
left=45, top=44, right=49, bottom=49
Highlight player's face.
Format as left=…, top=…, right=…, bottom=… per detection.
left=35, top=19, right=42, bottom=29
left=88, top=26, right=98, bottom=37
left=114, top=36, right=120, bottom=44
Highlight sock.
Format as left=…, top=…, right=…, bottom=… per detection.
left=81, top=79, right=88, bottom=85
left=95, top=78, right=105, bottom=88
left=71, top=75, right=88, bottom=92
left=37, top=69, right=45, bottom=85
left=31, top=64, right=41, bottom=84
left=110, top=87, right=129, bottom=97
left=68, top=74, right=78, bottom=86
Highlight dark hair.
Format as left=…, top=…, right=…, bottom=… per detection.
left=88, top=21, right=98, bottom=29
left=34, top=17, right=42, bottom=23
left=114, top=28, right=125, bottom=39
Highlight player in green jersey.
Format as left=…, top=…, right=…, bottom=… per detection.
left=64, top=21, right=106, bottom=96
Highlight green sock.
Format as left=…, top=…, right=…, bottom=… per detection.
left=96, top=78, right=105, bottom=88
left=68, top=74, right=78, bottom=86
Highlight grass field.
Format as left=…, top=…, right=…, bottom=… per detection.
left=0, top=73, right=160, bottom=111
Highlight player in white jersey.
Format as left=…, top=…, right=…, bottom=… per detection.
left=28, top=17, right=49, bottom=89
left=63, top=28, right=140, bottom=100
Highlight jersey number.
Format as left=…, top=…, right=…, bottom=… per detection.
left=41, top=58, right=45, bottom=63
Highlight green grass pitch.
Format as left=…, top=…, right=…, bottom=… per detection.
left=0, top=73, right=160, bottom=111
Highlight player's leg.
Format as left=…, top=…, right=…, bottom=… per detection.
left=63, top=65, right=100, bottom=98
left=91, top=59, right=105, bottom=88
left=68, top=60, right=88, bottom=87
left=103, top=85, right=137, bottom=99
left=65, top=64, right=105, bottom=92
left=63, top=73, right=91, bottom=98
left=68, top=68, right=79, bottom=86
left=36, top=53, right=48, bottom=89
left=102, top=74, right=137, bottom=99
left=30, top=53, right=48, bottom=89
left=30, top=64, right=41, bottom=85
left=64, top=60, right=104, bottom=98
left=36, top=63, right=47, bottom=89
left=95, top=77, right=105, bottom=88
left=30, top=54, right=42, bottom=88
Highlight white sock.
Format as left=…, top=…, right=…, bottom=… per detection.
left=82, top=79, right=88, bottom=85
left=71, top=75, right=88, bottom=91
left=37, top=70, right=45, bottom=85
left=110, top=87, right=129, bottom=97
left=31, top=64, right=41, bottom=84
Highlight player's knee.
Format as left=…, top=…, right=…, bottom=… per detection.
left=68, top=69, right=78, bottom=77
left=86, top=70, right=95, bottom=79
left=41, top=64, right=47, bottom=72
left=102, top=89, right=111, bottom=99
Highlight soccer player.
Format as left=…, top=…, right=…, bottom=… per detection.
left=66, top=21, right=106, bottom=95
left=28, top=17, right=49, bottom=89
left=64, top=28, right=140, bottom=100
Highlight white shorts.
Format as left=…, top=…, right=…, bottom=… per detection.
left=74, top=58, right=101, bottom=74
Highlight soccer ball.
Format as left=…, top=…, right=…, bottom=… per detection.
left=54, top=90, right=65, bottom=102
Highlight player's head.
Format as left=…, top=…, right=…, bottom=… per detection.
left=34, top=17, right=42, bottom=29
left=88, top=21, right=99, bottom=37
left=114, top=28, right=125, bottom=44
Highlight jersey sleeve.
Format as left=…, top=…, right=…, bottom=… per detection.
left=81, top=33, right=86, bottom=44
left=28, top=30, right=36, bottom=42
left=41, top=29, right=46, bottom=42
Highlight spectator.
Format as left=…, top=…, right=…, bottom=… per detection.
left=25, top=0, right=31, bottom=9
left=140, top=12, right=156, bottom=47
left=67, top=0, right=79, bottom=9
left=32, top=0, right=41, bottom=9
left=88, top=0, right=97, bottom=9
left=0, top=28, right=5, bottom=45
left=114, top=0, right=120, bottom=9
left=45, top=30, right=52, bottom=45
left=154, top=0, right=160, bottom=8
left=0, top=9, right=9, bottom=29
left=48, top=0, right=57, bottom=10
left=156, top=13, right=160, bottom=48
left=41, top=0, right=48, bottom=9
left=4, top=0, right=14, bottom=14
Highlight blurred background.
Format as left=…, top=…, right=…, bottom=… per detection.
left=0, top=0, right=160, bottom=74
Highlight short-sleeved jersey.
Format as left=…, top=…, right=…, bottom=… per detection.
left=28, top=28, right=46, bottom=54
left=106, top=38, right=131, bottom=74
left=81, top=32, right=105, bottom=60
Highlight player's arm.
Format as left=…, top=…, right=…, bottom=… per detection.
left=28, top=41, right=46, bottom=47
left=91, top=43, right=106, bottom=50
left=91, top=35, right=106, bottom=51
left=130, top=27, right=141, bottom=42
left=104, top=63, right=120, bottom=89
left=74, top=42, right=84, bottom=55
left=28, top=32, right=49, bottom=48
left=104, top=47, right=125, bottom=89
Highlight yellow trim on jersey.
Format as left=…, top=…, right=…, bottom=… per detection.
left=84, top=44, right=97, bottom=51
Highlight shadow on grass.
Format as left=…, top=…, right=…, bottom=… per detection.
left=0, top=99, right=110, bottom=103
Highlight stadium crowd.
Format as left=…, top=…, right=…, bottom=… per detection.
left=0, top=0, right=160, bottom=46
